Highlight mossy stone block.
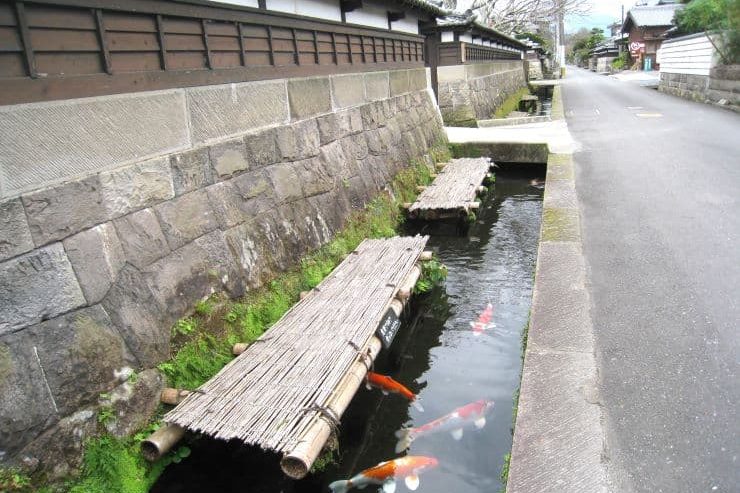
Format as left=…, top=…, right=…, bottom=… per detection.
left=541, top=207, right=580, bottom=242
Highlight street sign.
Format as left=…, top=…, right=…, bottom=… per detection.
left=376, top=307, right=402, bottom=349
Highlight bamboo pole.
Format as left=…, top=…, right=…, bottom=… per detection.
left=280, top=336, right=383, bottom=479
left=280, top=262, right=420, bottom=478
left=232, top=343, right=249, bottom=355
left=419, top=251, right=433, bottom=261
left=141, top=424, right=186, bottom=461
left=161, top=388, right=193, bottom=405
left=416, top=185, right=427, bottom=192
left=396, top=264, right=422, bottom=301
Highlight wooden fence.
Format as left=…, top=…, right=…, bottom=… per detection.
left=0, top=0, right=425, bottom=104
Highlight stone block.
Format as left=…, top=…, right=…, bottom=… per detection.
left=294, top=157, right=334, bottom=197
left=266, top=163, right=304, bottom=202
left=102, top=368, right=163, bottom=438
left=543, top=179, right=577, bottom=209
left=144, top=230, right=244, bottom=322
left=22, top=175, right=108, bottom=246
left=389, top=70, right=410, bottom=96
left=243, top=127, right=280, bottom=168
left=113, top=208, right=170, bottom=269
left=340, top=134, right=369, bottom=161
left=288, top=77, right=332, bottom=120
left=508, top=351, right=606, bottom=493
left=331, top=73, right=366, bottom=108
left=408, top=68, right=428, bottom=91
left=337, top=108, right=364, bottom=138
left=319, top=140, right=352, bottom=181
left=437, top=64, right=467, bottom=83
left=102, top=264, right=170, bottom=367
left=0, top=243, right=85, bottom=335
left=206, top=170, right=274, bottom=229
left=155, top=190, right=219, bottom=250
left=225, top=214, right=282, bottom=289
left=100, top=157, right=174, bottom=217
left=0, top=198, right=33, bottom=261
left=0, top=90, right=188, bottom=199
left=187, top=80, right=288, bottom=144
left=541, top=207, right=580, bottom=242
left=170, top=148, right=214, bottom=196
left=0, top=335, right=58, bottom=459
left=365, top=71, right=390, bottom=101
left=5, top=305, right=134, bottom=418
left=275, top=119, right=320, bottom=161
left=208, top=138, right=250, bottom=180
left=63, top=223, right=125, bottom=304
left=316, top=113, right=340, bottom=145
left=17, top=407, right=97, bottom=480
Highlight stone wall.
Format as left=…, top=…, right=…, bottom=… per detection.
left=659, top=64, right=740, bottom=106
left=436, top=61, right=527, bottom=126
left=0, top=68, right=445, bottom=475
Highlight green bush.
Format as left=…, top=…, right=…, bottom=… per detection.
left=675, top=0, right=740, bottom=64
left=611, top=51, right=630, bottom=70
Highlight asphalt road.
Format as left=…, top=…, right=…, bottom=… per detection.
left=562, top=67, right=739, bottom=492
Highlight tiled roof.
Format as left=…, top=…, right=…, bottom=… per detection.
left=434, top=10, right=527, bottom=48
left=624, top=4, right=683, bottom=30
left=400, top=0, right=450, bottom=17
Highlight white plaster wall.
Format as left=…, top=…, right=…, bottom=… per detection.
left=460, top=33, right=473, bottom=43
left=206, top=0, right=259, bottom=7
left=265, top=0, right=342, bottom=21
left=658, top=33, right=717, bottom=76
left=390, top=13, right=419, bottom=34
left=441, top=31, right=454, bottom=42
left=345, top=1, right=388, bottom=30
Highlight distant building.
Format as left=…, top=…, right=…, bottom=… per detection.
left=621, top=1, right=683, bottom=70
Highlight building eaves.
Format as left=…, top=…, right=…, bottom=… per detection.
left=622, top=4, right=683, bottom=32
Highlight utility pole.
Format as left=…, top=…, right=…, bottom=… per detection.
left=556, top=0, right=565, bottom=77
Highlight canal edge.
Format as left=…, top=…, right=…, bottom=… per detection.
left=506, top=84, right=610, bottom=492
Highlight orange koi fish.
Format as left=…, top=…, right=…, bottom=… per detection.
left=470, top=303, right=494, bottom=336
left=395, top=399, right=494, bottom=453
left=366, top=372, right=424, bottom=412
left=328, top=455, right=438, bottom=493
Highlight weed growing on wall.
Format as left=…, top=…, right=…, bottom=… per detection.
left=56, top=142, right=451, bottom=493
left=493, top=88, right=531, bottom=119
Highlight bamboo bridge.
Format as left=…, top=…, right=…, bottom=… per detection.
left=154, top=236, right=429, bottom=479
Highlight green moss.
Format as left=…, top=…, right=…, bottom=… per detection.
left=499, top=452, right=511, bottom=492
left=310, top=449, right=338, bottom=474
left=541, top=208, right=580, bottom=242
left=493, top=88, right=530, bottom=119
left=59, top=143, right=448, bottom=493
left=0, top=343, right=12, bottom=387
left=441, top=107, right=478, bottom=127
left=546, top=153, right=574, bottom=181
left=448, top=143, right=486, bottom=159
left=0, top=468, right=32, bottom=492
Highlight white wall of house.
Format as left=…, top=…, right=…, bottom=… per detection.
left=657, top=33, right=718, bottom=75
left=390, top=14, right=420, bottom=34
left=265, top=0, right=342, bottom=21
left=345, top=1, right=388, bottom=30
left=459, top=33, right=472, bottom=43
left=441, top=31, right=454, bottom=42
left=206, top=0, right=260, bottom=7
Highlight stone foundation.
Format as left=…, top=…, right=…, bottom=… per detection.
left=437, top=61, right=527, bottom=126
left=659, top=65, right=740, bottom=106
left=0, top=68, right=445, bottom=475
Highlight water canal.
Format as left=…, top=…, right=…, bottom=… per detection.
left=151, top=168, right=544, bottom=493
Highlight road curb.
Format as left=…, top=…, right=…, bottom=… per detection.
left=506, top=85, right=609, bottom=492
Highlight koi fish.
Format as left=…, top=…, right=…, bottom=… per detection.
left=366, top=372, right=424, bottom=412
left=470, top=303, right=494, bottom=336
left=328, top=455, right=438, bottom=493
left=395, top=399, right=494, bottom=453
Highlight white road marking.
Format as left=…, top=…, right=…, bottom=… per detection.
left=594, top=108, right=600, bottom=115
left=636, top=112, right=663, bottom=118
left=627, top=106, right=644, bottom=110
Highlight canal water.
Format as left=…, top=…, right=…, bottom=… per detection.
left=151, top=168, right=543, bottom=493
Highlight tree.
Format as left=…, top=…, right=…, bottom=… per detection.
left=569, top=28, right=606, bottom=66
left=674, top=0, right=739, bottom=64
left=469, top=0, right=591, bottom=33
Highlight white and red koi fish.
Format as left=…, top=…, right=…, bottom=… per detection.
left=328, top=456, right=438, bottom=493
left=366, top=372, right=424, bottom=412
left=395, top=399, right=494, bottom=453
left=470, top=303, right=494, bottom=336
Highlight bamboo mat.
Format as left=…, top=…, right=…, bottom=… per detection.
left=409, top=157, right=492, bottom=212
left=165, top=235, right=428, bottom=452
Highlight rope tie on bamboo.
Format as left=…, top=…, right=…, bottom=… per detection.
left=301, top=403, right=341, bottom=438
left=347, top=341, right=374, bottom=372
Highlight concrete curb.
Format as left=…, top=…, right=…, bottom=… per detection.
left=506, top=85, right=609, bottom=492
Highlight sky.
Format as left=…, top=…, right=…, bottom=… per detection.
left=565, top=0, right=633, bottom=34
